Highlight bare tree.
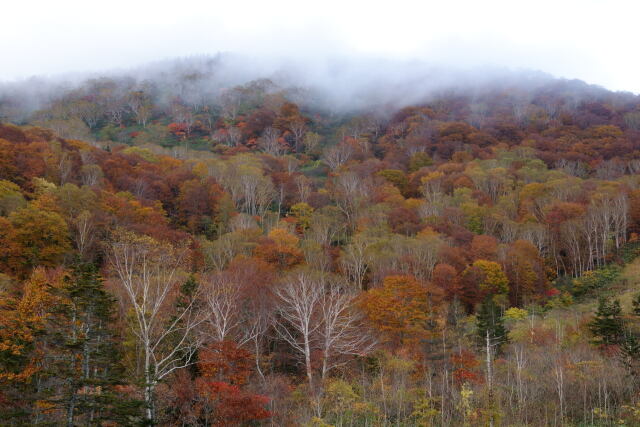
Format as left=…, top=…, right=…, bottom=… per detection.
left=171, top=102, right=195, bottom=138
left=340, top=236, right=371, bottom=290
left=469, top=102, right=489, bottom=127
left=72, top=210, right=95, bottom=259
left=421, top=172, right=444, bottom=204
left=624, top=111, right=640, bottom=131
left=322, top=142, right=353, bottom=171
left=274, top=271, right=373, bottom=389
left=364, top=113, right=387, bottom=140
left=318, top=282, right=375, bottom=379
left=74, top=99, right=102, bottom=130
left=627, top=159, right=640, bottom=175
left=107, top=230, right=204, bottom=423
left=409, top=235, right=444, bottom=281
left=202, top=266, right=274, bottom=380
left=238, top=173, right=276, bottom=219
left=555, top=159, right=588, bottom=178
left=518, top=222, right=548, bottom=255
left=212, top=126, right=242, bottom=146
left=513, top=344, right=527, bottom=411
left=301, top=239, right=333, bottom=274
left=303, top=132, right=322, bottom=153
left=228, top=213, right=258, bottom=232
left=238, top=288, right=273, bottom=381
left=80, top=164, right=103, bottom=187
left=554, top=359, right=565, bottom=422
left=218, top=87, right=243, bottom=121
left=259, top=126, right=284, bottom=156
left=595, top=159, right=625, bottom=180
left=227, top=126, right=242, bottom=146
left=274, top=271, right=323, bottom=387
left=200, top=232, right=249, bottom=272
left=307, top=208, right=345, bottom=247
left=510, top=93, right=532, bottom=125
left=127, top=90, right=153, bottom=127
left=295, top=174, right=312, bottom=204
left=289, top=118, right=307, bottom=153
left=203, top=273, right=243, bottom=343
left=57, top=151, right=73, bottom=185
left=211, top=159, right=276, bottom=220
left=332, top=172, right=371, bottom=226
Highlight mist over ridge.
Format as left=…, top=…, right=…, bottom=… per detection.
left=1, top=52, right=630, bottom=123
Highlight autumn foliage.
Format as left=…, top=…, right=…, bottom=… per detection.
left=0, top=66, right=640, bottom=424
left=359, top=275, right=441, bottom=346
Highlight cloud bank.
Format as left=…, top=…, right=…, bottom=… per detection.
left=1, top=0, right=639, bottom=93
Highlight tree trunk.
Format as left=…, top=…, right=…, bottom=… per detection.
left=66, top=391, right=77, bottom=427
left=144, top=349, right=155, bottom=423
left=321, top=348, right=329, bottom=381
left=144, top=380, right=155, bottom=423
left=486, top=330, right=494, bottom=427
left=304, top=336, right=313, bottom=388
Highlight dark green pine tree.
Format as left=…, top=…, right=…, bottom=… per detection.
left=176, top=274, right=199, bottom=310
left=59, top=262, right=143, bottom=426
left=621, top=334, right=640, bottom=371
left=589, top=298, right=625, bottom=346
left=621, top=294, right=640, bottom=375
left=476, top=297, right=508, bottom=352
left=172, top=274, right=200, bottom=374
left=632, top=293, right=640, bottom=316
left=161, top=274, right=202, bottom=423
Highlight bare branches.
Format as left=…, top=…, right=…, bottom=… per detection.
left=71, top=210, right=95, bottom=259
left=274, top=271, right=375, bottom=387
left=203, top=272, right=243, bottom=343
left=107, top=230, right=204, bottom=422
left=274, top=271, right=323, bottom=386
left=322, top=142, right=353, bottom=171
left=259, top=126, right=284, bottom=156
left=318, top=282, right=376, bottom=379
left=340, top=237, right=370, bottom=290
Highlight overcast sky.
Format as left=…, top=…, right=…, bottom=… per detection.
left=1, top=0, right=638, bottom=93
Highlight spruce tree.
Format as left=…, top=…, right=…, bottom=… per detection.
left=632, top=293, right=640, bottom=316
left=621, top=334, right=640, bottom=371
left=60, top=262, right=142, bottom=425
left=589, top=297, right=625, bottom=346
left=476, top=297, right=508, bottom=352
left=622, top=295, right=640, bottom=374
left=0, top=263, right=142, bottom=424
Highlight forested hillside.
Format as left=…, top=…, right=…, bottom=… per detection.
left=2, top=64, right=640, bottom=425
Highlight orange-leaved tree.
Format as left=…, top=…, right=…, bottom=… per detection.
left=358, top=275, right=441, bottom=347
left=0, top=268, right=70, bottom=421
left=254, top=228, right=304, bottom=269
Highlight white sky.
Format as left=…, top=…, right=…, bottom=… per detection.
left=1, top=0, right=639, bottom=93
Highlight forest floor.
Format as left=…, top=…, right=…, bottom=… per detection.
left=560, top=254, right=640, bottom=317
left=521, top=255, right=640, bottom=336
left=612, top=256, right=640, bottom=310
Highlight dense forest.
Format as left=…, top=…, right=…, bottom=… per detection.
left=2, top=59, right=640, bottom=425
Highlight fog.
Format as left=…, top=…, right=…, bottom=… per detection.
left=1, top=0, right=638, bottom=116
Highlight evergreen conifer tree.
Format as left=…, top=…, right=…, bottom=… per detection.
left=621, top=334, right=640, bottom=371
left=632, top=293, right=640, bottom=316
left=476, top=297, right=508, bottom=352
left=60, top=262, right=143, bottom=425
left=589, top=297, right=625, bottom=346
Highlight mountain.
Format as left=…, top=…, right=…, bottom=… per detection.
left=1, top=58, right=640, bottom=425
